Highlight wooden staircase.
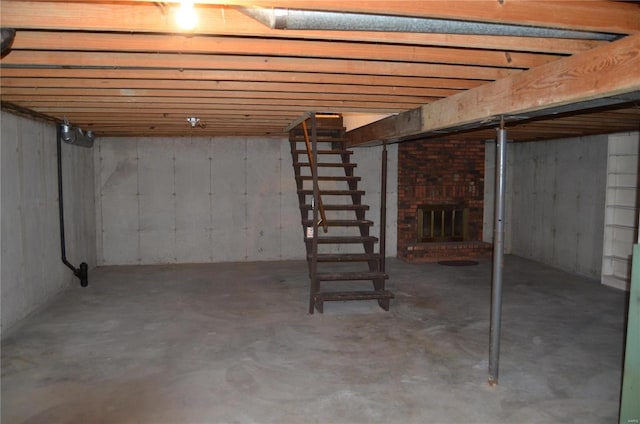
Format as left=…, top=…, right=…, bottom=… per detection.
left=288, top=113, right=394, bottom=314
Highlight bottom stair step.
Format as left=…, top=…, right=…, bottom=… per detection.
left=311, top=253, right=382, bottom=262
left=315, top=290, right=394, bottom=302
left=317, top=271, right=388, bottom=281
left=313, top=290, right=394, bottom=313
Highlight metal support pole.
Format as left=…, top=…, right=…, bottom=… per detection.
left=380, top=141, right=388, bottom=273
left=489, top=118, right=507, bottom=386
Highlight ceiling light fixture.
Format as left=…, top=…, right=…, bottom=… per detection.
left=187, top=117, right=201, bottom=128
left=176, top=1, right=197, bottom=31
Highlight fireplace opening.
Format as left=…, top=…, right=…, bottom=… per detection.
left=417, top=204, right=469, bottom=243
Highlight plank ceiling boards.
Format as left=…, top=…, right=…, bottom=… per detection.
left=1, top=0, right=639, bottom=140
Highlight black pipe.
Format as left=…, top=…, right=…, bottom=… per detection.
left=1, top=28, right=16, bottom=58
left=380, top=141, right=387, bottom=273
left=57, top=123, right=89, bottom=287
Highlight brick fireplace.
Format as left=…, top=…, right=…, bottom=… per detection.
left=397, top=138, right=492, bottom=262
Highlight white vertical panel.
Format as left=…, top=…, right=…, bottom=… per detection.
left=94, top=141, right=104, bottom=265
left=280, top=137, right=305, bottom=259
left=99, top=138, right=139, bottom=265
left=1, top=113, right=26, bottom=327
left=211, top=137, right=247, bottom=261
left=19, top=118, right=46, bottom=309
left=174, top=137, right=212, bottom=263
left=42, top=123, right=64, bottom=285
left=602, top=132, right=640, bottom=290
left=508, top=135, right=607, bottom=279
left=246, top=138, right=282, bottom=260
left=138, top=137, right=175, bottom=263
left=554, top=142, right=579, bottom=271
left=353, top=145, right=380, bottom=255
left=352, top=143, right=399, bottom=257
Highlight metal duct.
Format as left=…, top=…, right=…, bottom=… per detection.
left=1, top=28, right=16, bottom=57
left=239, top=7, right=619, bottom=41
left=60, top=122, right=95, bottom=148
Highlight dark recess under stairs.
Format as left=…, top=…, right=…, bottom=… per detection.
left=288, top=113, right=394, bottom=314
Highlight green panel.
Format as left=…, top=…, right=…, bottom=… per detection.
left=620, top=244, right=640, bottom=424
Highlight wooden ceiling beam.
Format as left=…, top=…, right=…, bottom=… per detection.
left=4, top=0, right=637, bottom=35
left=24, top=104, right=406, bottom=114
left=96, top=132, right=287, bottom=137
left=2, top=92, right=429, bottom=108
left=348, top=32, right=640, bottom=146
left=11, top=30, right=561, bottom=69
left=41, top=111, right=301, bottom=118
left=1, top=77, right=461, bottom=98
left=2, top=51, right=516, bottom=80
left=0, top=68, right=485, bottom=90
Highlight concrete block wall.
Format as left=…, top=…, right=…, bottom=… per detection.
left=602, top=132, right=640, bottom=290
left=95, top=136, right=397, bottom=264
left=484, top=135, right=608, bottom=279
left=1, top=112, right=96, bottom=335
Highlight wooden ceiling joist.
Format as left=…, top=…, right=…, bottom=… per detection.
left=2, top=0, right=639, bottom=139
left=1, top=50, right=517, bottom=81
left=10, top=31, right=561, bottom=70
left=4, top=0, right=638, bottom=35
left=348, top=32, right=640, bottom=146
left=0, top=87, right=437, bottom=105
left=0, top=68, right=486, bottom=90
left=0, top=1, right=626, bottom=55
left=0, top=77, right=460, bottom=98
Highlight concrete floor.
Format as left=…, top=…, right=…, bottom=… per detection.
left=1, top=256, right=628, bottom=423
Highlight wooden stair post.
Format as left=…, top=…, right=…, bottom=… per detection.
left=288, top=112, right=394, bottom=314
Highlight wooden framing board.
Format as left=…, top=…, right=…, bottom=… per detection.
left=1, top=51, right=516, bottom=81
left=348, top=33, right=640, bottom=146
left=10, top=31, right=561, bottom=70
left=4, top=0, right=638, bottom=35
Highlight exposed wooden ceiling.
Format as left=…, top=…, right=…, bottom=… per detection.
left=1, top=0, right=639, bottom=141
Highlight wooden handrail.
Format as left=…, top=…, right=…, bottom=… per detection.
left=302, top=119, right=329, bottom=233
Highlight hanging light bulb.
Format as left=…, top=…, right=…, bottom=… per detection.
left=176, top=0, right=197, bottom=31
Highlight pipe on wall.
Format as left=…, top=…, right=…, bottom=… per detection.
left=57, top=122, right=94, bottom=287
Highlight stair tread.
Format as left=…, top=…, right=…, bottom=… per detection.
left=298, top=189, right=364, bottom=195
left=317, top=272, right=388, bottom=281
left=293, top=150, right=352, bottom=155
left=296, top=176, right=361, bottom=181
left=312, top=253, right=382, bottom=262
left=315, top=290, right=395, bottom=301
left=312, top=235, right=378, bottom=243
left=303, top=219, right=373, bottom=226
left=294, top=162, right=356, bottom=168
left=301, top=204, right=369, bottom=210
